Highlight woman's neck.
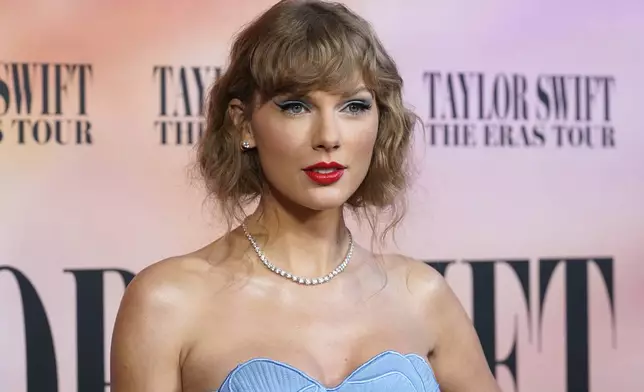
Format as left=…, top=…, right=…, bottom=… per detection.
left=242, top=195, right=352, bottom=278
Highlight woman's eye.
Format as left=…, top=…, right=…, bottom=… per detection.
left=287, top=103, right=305, bottom=114
left=343, top=101, right=372, bottom=115
left=275, top=99, right=372, bottom=116
left=276, top=101, right=309, bottom=115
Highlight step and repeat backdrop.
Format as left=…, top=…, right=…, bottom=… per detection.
left=1, top=0, right=642, bottom=391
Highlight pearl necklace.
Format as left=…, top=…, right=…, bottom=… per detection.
left=241, top=223, right=354, bottom=285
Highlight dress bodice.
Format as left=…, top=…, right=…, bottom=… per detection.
left=216, top=350, right=440, bottom=391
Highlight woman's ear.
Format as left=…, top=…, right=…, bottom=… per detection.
left=228, top=98, right=255, bottom=150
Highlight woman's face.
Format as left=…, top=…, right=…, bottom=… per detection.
left=240, top=82, right=379, bottom=211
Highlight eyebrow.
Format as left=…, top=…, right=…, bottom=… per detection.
left=274, top=86, right=372, bottom=102
left=340, top=86, right=372, bottom=98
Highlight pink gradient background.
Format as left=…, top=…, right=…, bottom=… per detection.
left=1, top=0, right=643, bottom=391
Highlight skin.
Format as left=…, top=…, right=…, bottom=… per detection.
left=110, top=82, right=501, bottom=392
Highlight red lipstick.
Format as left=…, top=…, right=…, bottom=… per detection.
left=302, top=161, right=346, bottom=185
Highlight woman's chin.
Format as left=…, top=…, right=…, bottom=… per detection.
left=264, top=179, right=362, bottom=213
left=295, top=188, right=355, bottom=212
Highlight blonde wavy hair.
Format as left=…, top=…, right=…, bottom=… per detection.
left=196, top=0, right=420, bottom=243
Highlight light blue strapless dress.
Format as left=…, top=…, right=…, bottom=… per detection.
left=216, top=350, right=440, bottom=391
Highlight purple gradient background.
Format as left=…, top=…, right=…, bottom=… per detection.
left=1, top=1, right=642, bottom=391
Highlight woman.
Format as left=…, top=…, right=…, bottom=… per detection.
left=110, top=1, right=501, bottom=391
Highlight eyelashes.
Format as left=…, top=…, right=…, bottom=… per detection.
left=274, top=101, right=309, bottom=116
left=274, top=99, right=373, bottom=117
left=343, top=100, right=373, bottom=115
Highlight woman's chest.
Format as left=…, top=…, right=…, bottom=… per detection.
left=180, top=303, right=433, bottom=392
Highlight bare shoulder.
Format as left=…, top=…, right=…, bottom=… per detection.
left=120, top=254, right=213, bottom=312
left=118, top=236, right=242, bottom=317
left=386, top=254, right=467, bottom=332
left=112, top=253, right=218, bottom=351
left=379, top=254, right=501, bottom=391
left=378, top=253, right=450, bottom=304
left=378, top=252, right=468, bottom=333
left=110, top=248, right=233, bottom=391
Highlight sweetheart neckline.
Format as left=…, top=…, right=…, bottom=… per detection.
left=218, top=350, right=436, bottom=391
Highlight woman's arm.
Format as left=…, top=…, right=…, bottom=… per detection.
left=403, top=259, right=501, bottom=392
left=110, top=260, right=194, bottom=392
left=426, top=271, right=501, bottom=392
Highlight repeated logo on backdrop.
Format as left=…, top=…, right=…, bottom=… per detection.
left=153, top=65, right=222, bottom=145
left=428, top=257, right=616, bottom=392
left=423, top=71, right=616, bottom=149
left=0, top=66, right=618, bottom=150
left=0, top=62, right=93, bottom=145
left=150, top=68, right=618, bottom=149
